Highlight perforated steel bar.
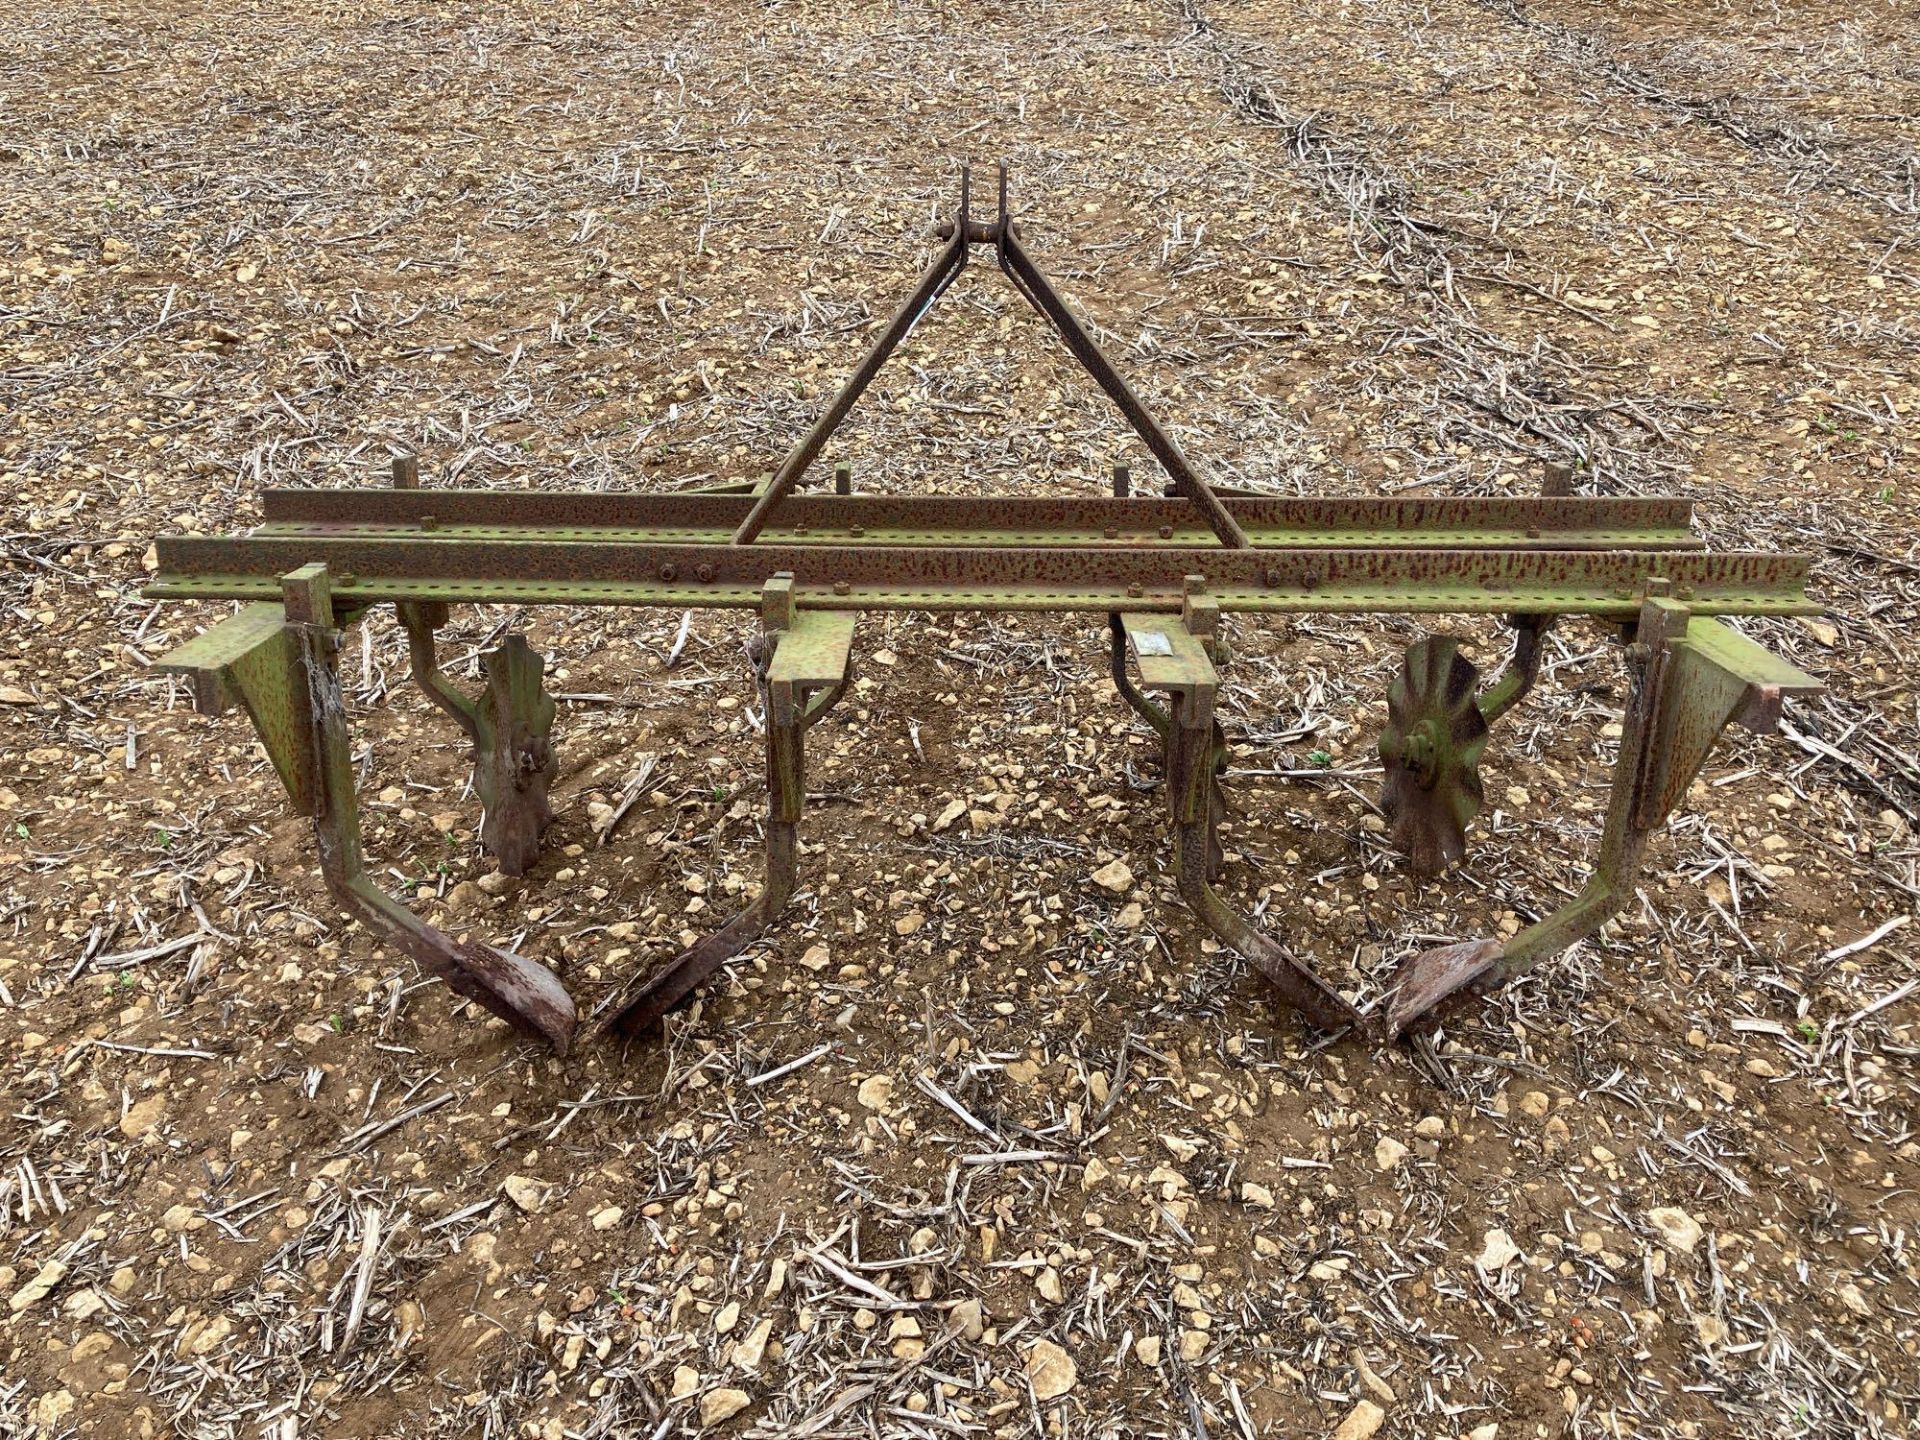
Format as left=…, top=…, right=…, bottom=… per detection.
left=256, top=490, right=1703, bottom=551
left=151, top=535, right=1815, bottom=617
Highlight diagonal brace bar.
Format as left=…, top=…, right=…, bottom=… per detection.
left=730, top=178, right=973, bottom=544
left=730, top=164, right=1249, bottom=550
left=992, top=171, right=1247, bottom=549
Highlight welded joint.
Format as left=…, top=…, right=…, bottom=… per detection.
left=1476, top=612, right=1553, bottom=728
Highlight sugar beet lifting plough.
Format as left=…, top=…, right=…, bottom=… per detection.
left=146, top=167, right=1821, bottom=1054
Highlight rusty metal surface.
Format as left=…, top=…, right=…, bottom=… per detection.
left=155, top=603, right=326, bottom=815
left=150, top=536, right=1815, bottom=615
left=1476, top=613, right=1553, bottom=726
left=730, top=164, right=1250, bottom=549
left=1381, top=939, right=1505, bottom=1037
left=1379, top=635, right=1490, bottom=876
left=399, top=614, right=558, bottom=876
left=729, top=171, right=975, bottom=544
left=258, top=488, right=1704, bottom=548
left=141, top=169, right=1830, bottom=1060
left=1381, top=600, right=1824, bottom=1038
left=605, top=605, right=856, bottom=1035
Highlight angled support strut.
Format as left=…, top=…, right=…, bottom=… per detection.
left=607, top=575, right=855, bottom=1035
left=1383, top=597, right=1822, bottom=1037
left=732, top=164, right=1248, bottom=549
left=156, top=567, right=577, bottom=1050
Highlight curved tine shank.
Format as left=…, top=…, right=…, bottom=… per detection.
left=298, top=620, right=577, bottom=1052
left=322, top=857, right=579, bottom=1053
left=1382, top=811, right=1658, bottom=1040
left=1477, top=613, right=1553, bottom=728
left=605, top=822, right=797, bottom=1037
left=1166, top=692, right=1367, bottom=1037
left=1382, top=601, right=1820, bottom=1041
left=397, top=601, right=481, bottom=741
left=605, top=613, right=854, bottom=1038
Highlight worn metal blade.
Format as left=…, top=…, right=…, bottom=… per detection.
left=1382, top=937, right=1505, bottom=1039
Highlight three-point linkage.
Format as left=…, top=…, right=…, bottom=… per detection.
left=731, top=163, right=1249, bottom=551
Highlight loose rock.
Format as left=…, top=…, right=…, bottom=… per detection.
left=699, top=1387, right=752, bottom=1427
left=1645, top=1206, right=1703, bottom=1254
left=1027, top=1338, right=1078, bottom=1399
left=1331, top=1399, right=1386, bottom=1440
left=501, top=1175, right=554, bottom=1213
left=9, top=1259, right=68, bottom=1313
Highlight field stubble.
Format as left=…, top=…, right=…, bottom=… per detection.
left=0, top=0, right=1915, bottom=1436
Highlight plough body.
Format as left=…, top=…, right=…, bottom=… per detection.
left=145, top=168, right=1822, bottom=1053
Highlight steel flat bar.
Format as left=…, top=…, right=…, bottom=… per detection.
left=149, top=538, right=1816, bottom=615
left=247, top=519, right=1704, bottom=552
left=729, top=207, right=972, bottom=545
left=259, top=490, right=1701, bottom=544
left=994, top=225, right=1247, bottom=549
left=143, top=576, right=1820, bottom=616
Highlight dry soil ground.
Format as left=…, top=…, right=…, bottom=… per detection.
left=2, top=1, right=1918, bottom=1437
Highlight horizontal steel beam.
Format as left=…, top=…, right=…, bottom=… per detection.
left=258, top=489, right=1700, bottom=551
left=149, top=537, right=1815, bottom=616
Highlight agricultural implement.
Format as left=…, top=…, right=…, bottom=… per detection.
left=145, top=167, right=1821, bottom=1054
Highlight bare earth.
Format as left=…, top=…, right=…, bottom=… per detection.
left=2, top=0, right=1917, bottom=1436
